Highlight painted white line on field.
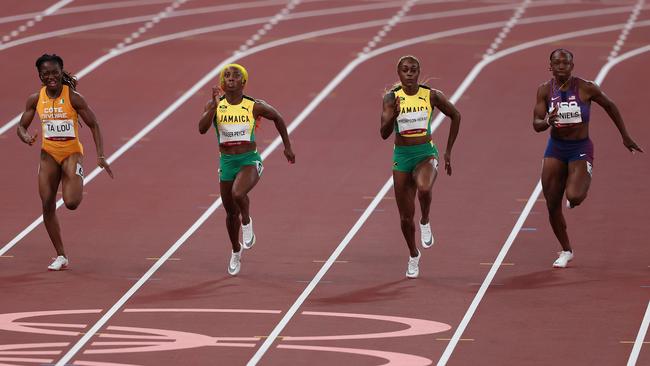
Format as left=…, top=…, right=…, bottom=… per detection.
left=0, top=0, right=464, bottom=137
left=608, top=0, right=644, bottom=60
left=597, top=43, right=650, bottom=83
left=0, top=1, right=637, bottom=136
left=0, top=0, right=452, bottom=52
left=115, top=0, right=188, bottom=50
left=0, top=0, right=326, bottom=26
left=236, top=0, right=302, bottom=54
left=360, top=0, right=418, bottom=54
left=484, top=0, right=530, bottom=56
left=628, top=301, right=650, bottom=366
left=0, top=1, right=170, bottom=24
left=0, top=0, right=73, bottom=44
left=0, top=4, right=560, bottom=256
left=1, top=3, right=642, bottom=260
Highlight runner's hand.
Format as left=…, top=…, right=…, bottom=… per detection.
left=211, top=86, right=223, bottom=106
left=444, top=151, right=452, bottom=176
left=546, top=105, right=559, bottom=127
left=21, top=131, right=38, bottom=146
left=284, top=147, right=295, bottom=164
left=393, top=93, right=401, bottom=118
left=98, top=157, right=114, bottom=178
left=623, top=135, right=644, bottom=153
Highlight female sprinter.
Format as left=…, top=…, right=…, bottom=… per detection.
left=17, top=54, right=113, bottom=271
left=533, top=48, right=643, bottom=268
left=380, top=55, right=461, bottom=278
left=198, top=64, right=295, bottom=276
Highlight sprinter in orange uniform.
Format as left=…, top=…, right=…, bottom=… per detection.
left=17, top=54, right=113, bottom=271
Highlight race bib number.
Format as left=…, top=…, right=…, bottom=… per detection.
left=551, top=102, right=582, bottom=125
left=396, top=110, right=429, bottom=135
left=43, top=119, right=75, bottom=140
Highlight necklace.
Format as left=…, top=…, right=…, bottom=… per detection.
left=557, top=76, right=571, bottom=91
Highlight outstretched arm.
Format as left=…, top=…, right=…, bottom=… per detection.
left=198, top=86, right=221, bottom=134
left=587, top=80, right=643, bottom=152
left=380, top=92, right=399, bottom=140
left=431, top=89, right=461, bottom=175
left=253, top=100, right=295, bottom=163
left=71, top=91, right=114, bottom=178
left=16, top=94, right=39, bottom=146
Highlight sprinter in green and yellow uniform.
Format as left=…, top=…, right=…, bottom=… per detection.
left=199, top=64, right=295, bottom=276
left=380, top=55, right=461, bottom=279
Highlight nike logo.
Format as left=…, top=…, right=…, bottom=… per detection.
left=579, top=153, right=587, bottom=157
left=551, top=96, right=560, bottom=101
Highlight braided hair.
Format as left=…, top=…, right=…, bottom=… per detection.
left=35, top=54, right=77, bottom=90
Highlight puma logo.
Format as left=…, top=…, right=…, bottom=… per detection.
left=241, top=106, right=249, bottom=112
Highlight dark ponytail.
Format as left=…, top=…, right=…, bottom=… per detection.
left=35, top=54, right=78, bottom=90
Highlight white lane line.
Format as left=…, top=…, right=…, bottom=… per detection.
left=0, top=4, right=548, bottom=256
left=608, top=0, right=644, bottom=60
left=628, top=301, right=650, bottom=366
left=597, top=43, right=650, bottom=82
left=0, top=3, right=640, bottom=256
left=436, top=32, right=650, bottom=366
left=0, top=0, right=73, bottom=44
left=0, top=1, right=460, bottom=137
left=237, top=0, right=302, bottom=54
left=0, top=0, right=634, bottom=135
left=50, top=3, right=310, bottom=365
left=0, top=1, right=173, bottom=24
left=115, top=0, right=188, bottom=50
left=361, top=0, right=418, bottom=54
left=0, top=0, right=447, bottom=52
left=484, top=0, right=530, bottom=56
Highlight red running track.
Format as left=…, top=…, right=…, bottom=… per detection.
left=0, top=1, right=648, bottom=365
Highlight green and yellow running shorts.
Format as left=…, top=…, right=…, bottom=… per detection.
left=392, top=142, right=439, bottom=173
left=219, top=150, right=263, bottom=181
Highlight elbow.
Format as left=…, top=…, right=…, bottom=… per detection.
left=453, top=112, right=461, bottom=125
left=532, top=123, right=545, bottom=133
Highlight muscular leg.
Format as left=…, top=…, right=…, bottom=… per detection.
left=60, top=153, right=84, bottom=210
left=220, top=180, right=241, bottom=253
left=565, top=160, right=592, bottom=208
left=232, top=165, right=260, bottom=225
left=393, top=171, right=418, bottom=257
left=38, top=151, right=65, bottom=256
left=413, top=158, right=438, bottom=225
left=541, top=157, right=572, bottom=252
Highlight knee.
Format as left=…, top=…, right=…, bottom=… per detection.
left=42, top=201, right=56, bottom=215
left=399, top=213, right=414, bottom=225
left=225, top=209, right=239, bottom=220
left=232, top=190, right=247, bottom=204
left=417, top=187, right=432, bottom=199
left=65, top=200, right=80, bottom=210
left=566, top=191, right=587, bottom=207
